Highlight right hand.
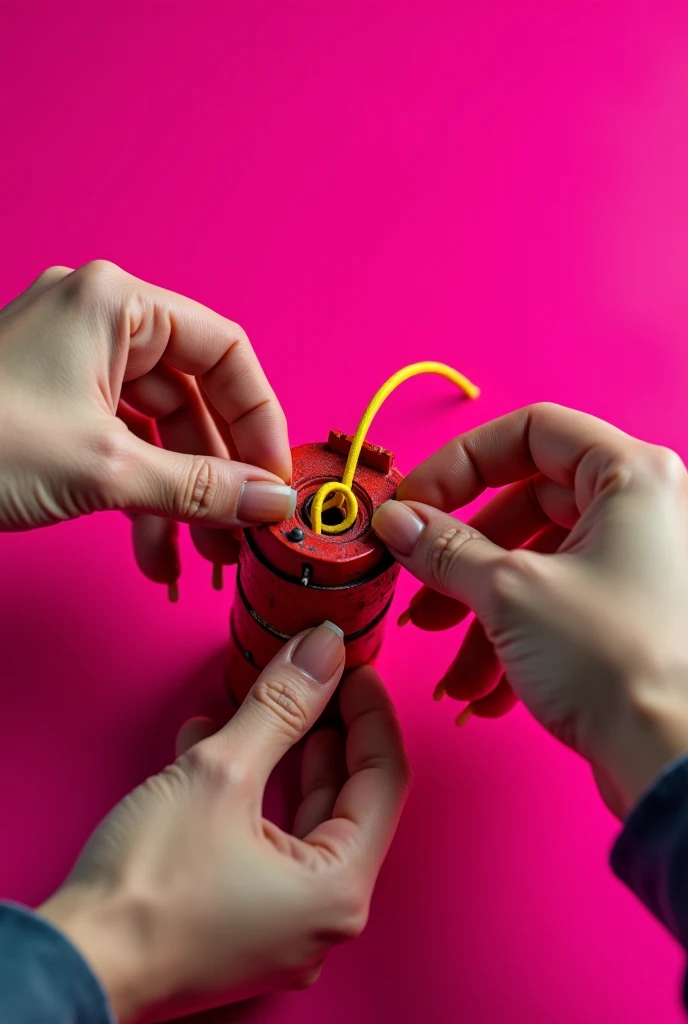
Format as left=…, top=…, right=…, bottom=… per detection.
left=372, top=403, right=688, bottom=818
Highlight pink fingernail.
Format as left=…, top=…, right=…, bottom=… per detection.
left=372, top=500, right=424, bottom=555
left=291, top=621, right=345, bottom=682
left=237, top=482, right=297, bottom=523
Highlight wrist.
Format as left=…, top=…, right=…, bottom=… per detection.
left=590, top=674, right=688, bottom=819
left=38, top=884, right=172, bottom=1021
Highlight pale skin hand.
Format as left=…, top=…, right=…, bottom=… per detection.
left=0, top=262, right=294, bottom=588
left=39, top=624, right=411, bottom=1021
left=0, top=266, right=411, bottom=1018
left=372, top=403, right=688, bottom=819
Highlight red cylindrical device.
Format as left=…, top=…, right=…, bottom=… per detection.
left=227, top=429, right=403, bottom=706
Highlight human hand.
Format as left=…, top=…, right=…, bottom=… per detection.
left=38, top=622, right=410, bottom=1021
left=0, top=262, right=293, bottom=592
left=372, top=403, right=688, bottom=818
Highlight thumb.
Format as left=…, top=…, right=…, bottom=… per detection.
left=372, top=500, right=505, bottom=617
left=220, top=622, right=345, bottom=789
left=109, top=435, right=297, bottom=527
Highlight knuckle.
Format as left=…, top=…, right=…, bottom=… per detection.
left=331, top=887, right=369, bottom=941
left=36, top=265, right=71, bottom=287
left=645, top=445, right=685, bottom=486
left=180, top=457, right=219, bottom=520
left=67, top=260, right=123, bottom=301
left=180, top=740, right=231, bottom=789
left=91, top=424, right=134, bottom=466
left=427, top=523, right=482, bottom=591
left=226, top=318, right=249, bottom=346
left=530, top=400, right=563, bottom=418
left=252, top=672, right=310, bottom=735
left=80, top=258, right=122, bottom=280
left=81, top=425, right=138, bottom=508
left=602, top=444, right=686, bottom=495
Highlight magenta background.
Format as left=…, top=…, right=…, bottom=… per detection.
left=1, top=3, right=688, bottom=1022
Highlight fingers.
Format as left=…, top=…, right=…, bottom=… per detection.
left=123, top=365, right=243, bottom=573
left=66, top=261, right=291, bottom=481
left=396, top=403, right=636, bottom=515
left=305, top=667, right=411, bottom=879
left=221, top=623, right=346, bottom=790
left=131, top=514, right=180, bottom=590
left=372, top=500, right=505, bottom=618
left=189, top=525, right=242, bottom=582
left=199, top=385, right=242, bottom=462
left=469, top=675, right=518, bottom=719
left=440, top=616, right=501, bottom=702
left=470, top=475, right=579, bottom=540
left=398, top=586, right=467, bottom=632
left=122, top=363, right=229, bottom=461
left=442, top=524, right=569, bottom=712
left=293, top=728, right=347, bottom=839
left=117, top=397, right=245, bottom=581
left=117, top=401, right=181, bottom=588
left=399, top=476, right=577, bottom=632
left=108, top=432, right=297, bottom=527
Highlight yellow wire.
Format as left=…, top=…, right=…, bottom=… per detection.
left=311, top=361, right=480, bottom=534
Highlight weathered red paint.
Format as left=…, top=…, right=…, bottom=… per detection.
left=227, top=430, right=403, bottom=705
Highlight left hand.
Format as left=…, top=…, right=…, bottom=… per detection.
left=0, top=261, right=293, bottom=591
left=38, top=623, right=411, bottom=1021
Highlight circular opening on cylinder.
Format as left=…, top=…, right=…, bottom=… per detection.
left=301, top=492, right=354, bottom=533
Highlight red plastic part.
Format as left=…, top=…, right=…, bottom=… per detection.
left=227, top=431, right=403, bottom=706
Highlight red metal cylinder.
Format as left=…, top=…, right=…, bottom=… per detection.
left=227, top=430, right=403, bottom=706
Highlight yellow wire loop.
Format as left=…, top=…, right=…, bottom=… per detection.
left=311, top=361, right=480, bottom=534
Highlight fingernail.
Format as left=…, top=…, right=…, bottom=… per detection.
left=455, top=706, right=472, bottom=727
left=397, top=607, right=412, bottom=627
left=237, top=482, right=297, bottom=523
left=292, top=621, right=345, bottom=683
left=167, top=581, right=179, bottom=603
left=433, top=680, right=445, bottom=702
left=372, top=500, right=424, bottom=555
left=212, top=564, right=224, bottom=591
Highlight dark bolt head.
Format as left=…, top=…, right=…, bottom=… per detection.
left=286, top=526, right=305, bottom=543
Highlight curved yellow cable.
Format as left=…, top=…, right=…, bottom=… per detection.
left=311, top=361, right=480, bottom=534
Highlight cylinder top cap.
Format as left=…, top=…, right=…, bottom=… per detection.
left=249, top=431, right=403, bottom=587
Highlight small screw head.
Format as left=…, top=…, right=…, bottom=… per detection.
left=286, top=526, right=305, bottom=543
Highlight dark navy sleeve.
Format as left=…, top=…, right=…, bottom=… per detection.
left=0, top=902, right=113, bottom=1023
left=611, top=754, right=688, bottom=1011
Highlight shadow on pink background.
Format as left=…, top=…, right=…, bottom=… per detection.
left=1, top=2, right=688, bottom=1022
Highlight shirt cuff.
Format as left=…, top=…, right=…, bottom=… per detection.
left=0, top=901, right=114, bottom=1024
left=611, top=752, right=688, bottom=948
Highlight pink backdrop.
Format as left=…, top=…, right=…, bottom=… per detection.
left=2, top=3, right=688, bottom=1022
